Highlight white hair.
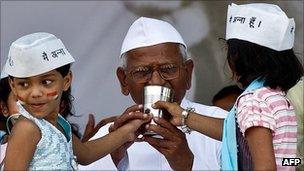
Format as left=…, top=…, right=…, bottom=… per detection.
left=120, top=44, right=189, bottom=68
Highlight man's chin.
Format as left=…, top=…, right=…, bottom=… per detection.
left=132, top=97, right=143, bottom=106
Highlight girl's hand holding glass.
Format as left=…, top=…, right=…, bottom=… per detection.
left=152, top=101, right=184, bottom=126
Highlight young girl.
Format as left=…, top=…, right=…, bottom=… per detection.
left=3, top=32, right=151, bottom=170
left=0, top=67, right=81, bottom=165
left=150, top=3, right=303, bottom=171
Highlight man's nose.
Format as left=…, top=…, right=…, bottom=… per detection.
left=148, top=70, right=166, bottom=86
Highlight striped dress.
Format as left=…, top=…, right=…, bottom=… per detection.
left=236, top=87, right=297, bottom=171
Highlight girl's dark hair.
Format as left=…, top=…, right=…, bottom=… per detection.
left=227, top=39, right=304, bottom=91
left=0, top=78, right=10, bottom=124
left=55, top=64, right=74, bottom=118
left=56, top=64, right=81, bottom=138
left=0, top=78, right=10, bottom=106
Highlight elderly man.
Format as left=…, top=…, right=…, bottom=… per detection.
left=79, top=17, right=227, bottom=170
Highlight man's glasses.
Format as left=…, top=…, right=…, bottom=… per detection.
left=126, top=63, right=183, bottom=83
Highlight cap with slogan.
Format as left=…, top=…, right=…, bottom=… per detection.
left=226, top=3, right=295, bottom=51
left=4, top=32, right=75, bottom=78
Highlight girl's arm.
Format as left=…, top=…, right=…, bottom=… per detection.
left=4, top=118, right=40, bottom=170
left=73, top=112, right=151, bottom=165
left=186, top=111, right=224, bottom=140
left=153, top=101, right=224, bottom=140
left=245, top=127, right=276, bottom=170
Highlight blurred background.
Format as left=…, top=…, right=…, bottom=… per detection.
left=1, top=0, right=303, bottom=134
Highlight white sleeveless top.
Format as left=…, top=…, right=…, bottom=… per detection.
left=16, top=102, right=78, bottom=170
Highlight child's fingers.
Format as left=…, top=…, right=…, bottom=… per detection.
left=125, top=112, right=150, bottom=123
left=113, top=112, right=151, bottom=130
left=88, top=114, right=95, bottom=127
left=152, top=101, right=179, bottom=112
left=82, top=114, right=96, bottom=141
left=152, top=101, right=183, bottom=118
left=125, top=104, right=143, bottom=114
left=152, top=101, right=170, bottom=110
left=108, top=124, right=114, bottom=132
left=112, top=104, right=144, bottom=130
left=130, top=116, right=152, bottom=128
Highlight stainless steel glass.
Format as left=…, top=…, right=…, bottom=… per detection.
left=143, top=85, right=174, bottom=136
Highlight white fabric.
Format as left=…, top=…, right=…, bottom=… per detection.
left=226, top=3, right=295, bottom=51
left=0, top=143, right=7, bottom=164
left=4, top=32, right=75, bottom=78
left=0, top=72, right=7, bottom=79
left=120, top=17, right=187, bottom=57
left=0, top=64, right=8, bottom=79
left=79, top=98, right=227, bottom=170
left=16, top=102, right=77, bottom=170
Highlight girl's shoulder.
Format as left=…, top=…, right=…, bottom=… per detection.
left=237, top=87, right=290, bottom=110
left=252, top=87, right=285, bottom=100
left=12, top=116, right=41, bottom=138
left=239, top=87, right=285, bottom=102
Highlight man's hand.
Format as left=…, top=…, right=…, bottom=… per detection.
left=143, top=117, right=194, bottom=171
left=110, top=104, right=151, bottom=167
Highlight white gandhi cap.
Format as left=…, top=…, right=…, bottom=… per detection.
left=4, top=32, right=75, bottom=78
left=0, top=72, right=8, bottom=79
left=226, top=3, right=295, bottom=51
left=1, top=62, right=9, bottom=79
left=120, top=17, right=187, bottom=57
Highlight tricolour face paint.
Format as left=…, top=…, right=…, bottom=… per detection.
left=17, top=95, right=26, bottom=105
left=47, top=91, right=58, bottom=100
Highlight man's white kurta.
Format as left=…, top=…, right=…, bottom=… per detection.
left=79, top=98, right=227, bottom=170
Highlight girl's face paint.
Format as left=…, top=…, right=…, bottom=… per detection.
left=10, top=70, right=71, bottom=119
left=47, top=91, right=58, bottom=100
left=16, top=91, right=58, bottom=104
left=16, top=95, right=26, bottom=105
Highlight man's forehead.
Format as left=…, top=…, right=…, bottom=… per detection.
left=125, top=43, right=183, bottom=65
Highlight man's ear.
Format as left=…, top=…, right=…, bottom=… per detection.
left=116, top=67, right=129, bottom=96
left=184, top=59, right=194, bottom=90
left=63, top=71, right=72, bottom=91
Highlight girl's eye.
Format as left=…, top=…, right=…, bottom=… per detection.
left=17, top=82, right=29, bottom=88
left=42, top=80, right=53, bottom=85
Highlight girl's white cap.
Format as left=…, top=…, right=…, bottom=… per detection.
left=226, top=3, right=295, bottom=51
left=4, top=32, right=75, bottom=78
left=0, top=63, right=8, bottom=79
left=120, top=17, right=186, bottom=57
left=0, top=72, right=8, bottom=79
